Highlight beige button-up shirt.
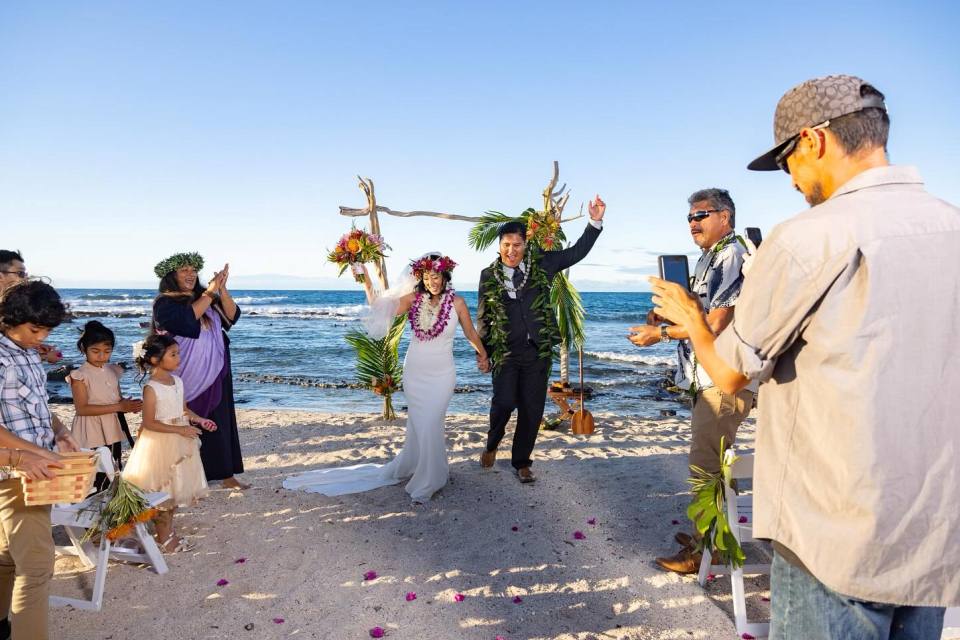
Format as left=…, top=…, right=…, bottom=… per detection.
left=715, top=165, right=960, bottom=607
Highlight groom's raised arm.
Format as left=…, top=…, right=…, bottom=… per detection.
left=543, top=221, right=602, bottom=274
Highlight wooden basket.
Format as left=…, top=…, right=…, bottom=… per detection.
left=20, top=452, right=98, bottom=506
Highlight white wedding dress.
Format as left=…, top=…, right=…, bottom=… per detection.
left=283, top=300, right=456, bottom=502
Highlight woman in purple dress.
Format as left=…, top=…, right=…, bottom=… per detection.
left=151, top=252, right=248, bottom=489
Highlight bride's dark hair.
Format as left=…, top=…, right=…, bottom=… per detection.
left=415, top=254, right=452, bottom=296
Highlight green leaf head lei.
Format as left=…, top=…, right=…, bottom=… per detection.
left=154, top=252, right=205, bottom=279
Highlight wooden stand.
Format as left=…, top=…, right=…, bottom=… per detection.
left=543, top=382, right=593, bottom=429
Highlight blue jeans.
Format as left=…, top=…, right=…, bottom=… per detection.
left=770, top=551, right=945, bottom=640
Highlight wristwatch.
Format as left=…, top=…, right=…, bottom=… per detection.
left=660, top=325, right=670, bottom=342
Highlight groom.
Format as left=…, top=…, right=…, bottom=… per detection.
left=476, top=196, right=605, bottom=482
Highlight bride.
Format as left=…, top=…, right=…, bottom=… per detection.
left=283, top=253, right=489, bottom=502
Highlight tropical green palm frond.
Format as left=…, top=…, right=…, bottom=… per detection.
left=468, top=211, right=518, bottom=251
left=345, top=315, right=406, bottom=389
left=550, top=271, right=585, bottom=350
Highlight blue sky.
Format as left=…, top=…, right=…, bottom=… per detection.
left=2, top=1, right=958, bottom=291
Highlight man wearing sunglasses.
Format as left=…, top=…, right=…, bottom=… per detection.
left=629, top=189, right=756, bottom=573
left=0, top=250, right=62, bottom=365
left=650, top=75, right=959, bottom=638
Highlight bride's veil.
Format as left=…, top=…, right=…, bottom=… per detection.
left=361, top=251, right=441, bottom=338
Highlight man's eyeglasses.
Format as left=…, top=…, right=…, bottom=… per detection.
left=687, top=209, right=720, bottom=223
left=775, top=120, right=831, bottom=174
left=0, top=270, right=27, bottom=278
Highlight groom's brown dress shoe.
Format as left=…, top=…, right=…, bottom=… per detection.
left=480, top=449, right=496, bottom=468
left=516, top=467, right=536, bottom=483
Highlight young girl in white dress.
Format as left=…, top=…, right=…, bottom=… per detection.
left=284, top=254, right=488, bottom=503
left=123, top=334, right=216, bottom=552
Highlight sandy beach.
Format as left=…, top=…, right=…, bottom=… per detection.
left=49, top=405, right=770, bottom=640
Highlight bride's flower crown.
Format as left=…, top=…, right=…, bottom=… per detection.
left=410, top=255, right=457, bottom=279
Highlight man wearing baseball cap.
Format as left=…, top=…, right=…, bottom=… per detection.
left=649, top=74, right=959, bottom=638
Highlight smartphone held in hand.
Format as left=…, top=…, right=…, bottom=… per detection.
left=745, top=227, right=763, bottom=248
left=658, top=255, right=691, bottom=290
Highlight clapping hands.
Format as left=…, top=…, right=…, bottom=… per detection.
left=205, top=263, right=230, bottom=296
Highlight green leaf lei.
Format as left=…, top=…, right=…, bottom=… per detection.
left=483, top=246, right=560, bottom=374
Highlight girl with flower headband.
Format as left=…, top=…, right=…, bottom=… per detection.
left=284, top=252, right=488, bottom=503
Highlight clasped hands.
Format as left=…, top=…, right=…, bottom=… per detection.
left=476, top=352, right=491, bottom=373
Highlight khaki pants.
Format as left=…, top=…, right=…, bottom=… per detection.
left=689, top=386, right=754, bottom=474
left=0, top=479, right=53, bottom=640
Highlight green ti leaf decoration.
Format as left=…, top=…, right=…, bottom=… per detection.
left=345, top=314, right=406, bottom=420
left=686, top=437, right=747, bottom=569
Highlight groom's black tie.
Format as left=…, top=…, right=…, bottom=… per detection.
left=512, top=267, right=524, bottom=296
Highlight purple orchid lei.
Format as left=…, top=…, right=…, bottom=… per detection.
left=408, top=288, right=456, bottom=341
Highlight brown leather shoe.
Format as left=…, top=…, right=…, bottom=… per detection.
left=674, top=531, right=703, bottom=549
left=655, top=549, right=702, bottom=574
left=516, top=467, right=536, bottom=483
left=480, top=449, right=496, bottom=468
left=674, top=532, right=694, bottom=548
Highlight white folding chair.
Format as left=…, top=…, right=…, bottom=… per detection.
left=697, top=452, right=770, bottom=638
left=50, top=447, right=170, bottom=611
left=943, top=607, right=960, bottom=639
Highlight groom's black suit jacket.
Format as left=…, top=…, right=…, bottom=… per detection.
left=477, top=222, right=602, bottom=359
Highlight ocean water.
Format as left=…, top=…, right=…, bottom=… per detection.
left=46, top=289, right=688, bottom=418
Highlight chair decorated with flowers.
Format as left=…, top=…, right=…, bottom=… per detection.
left=50, top=447, right=170, bottom=611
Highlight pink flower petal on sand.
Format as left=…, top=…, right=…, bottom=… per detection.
left=405, top=592, right=417, bottom=602
left=363, top=571, right=378, bottom=581
left=738, top=515, right=748, bottom=523
left=573, top=531, right=586, bottom=540
left=587, top=518, right=597, bottom=525
left=671, top=519, right=681, bottom=525
left=370, top=627, right=385, bottom=638
left=216, top=579, right=229, bottom=587
left=495, top=637, right=507, bottom=640
left=707, top=573, right=716, bottom=581
left=454, top=593, right=465, bottom=602
left=234, top=557, right=247, bottom=564
left=511, top=526, right=519, bottom=532
left=741, top=634, right=755, bottom=639
left=512, top=596, right=523, bottom=604
left=272, top=618, right=285, bottom=624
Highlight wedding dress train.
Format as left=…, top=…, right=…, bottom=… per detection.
left=283, top=302, right=456, bottom=502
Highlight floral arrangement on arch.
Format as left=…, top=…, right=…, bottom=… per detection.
left=327, top=227, right=390, bottom=283
left=524, top=208, right=562, bottom=250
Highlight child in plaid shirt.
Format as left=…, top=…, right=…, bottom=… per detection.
left=0, top=281, right=77, bottom=640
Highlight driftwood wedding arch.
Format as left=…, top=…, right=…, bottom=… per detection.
left=336, top=161, right=587, bottom=399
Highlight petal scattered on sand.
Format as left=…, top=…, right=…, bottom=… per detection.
left=587, top=518, right=597, bottom=525
left=573, top=531, right=586, bottom=540
left=738, top=516, right=748, bottom=523
left=454, top=593, right=465, bottom=602
left=741, top=634, right=755, bottom=639
left=512, top=596, right=523, bottom=604
left=216, top=579, right=229, bottom=587
left=363, top=571, right=378, bottom=581
left=405, top=592, right=417, bottom=601
left=272, top=618, right=285, bottom=624
left=234, top=557, right=247, bottom=564
left=369, top=627, right=385, bottom=638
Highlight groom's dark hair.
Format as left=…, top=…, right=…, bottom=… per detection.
left=498, top=221, right=527, bottom=240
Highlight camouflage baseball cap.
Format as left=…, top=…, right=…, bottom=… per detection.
left=748, top=74, right=887, bottom=171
